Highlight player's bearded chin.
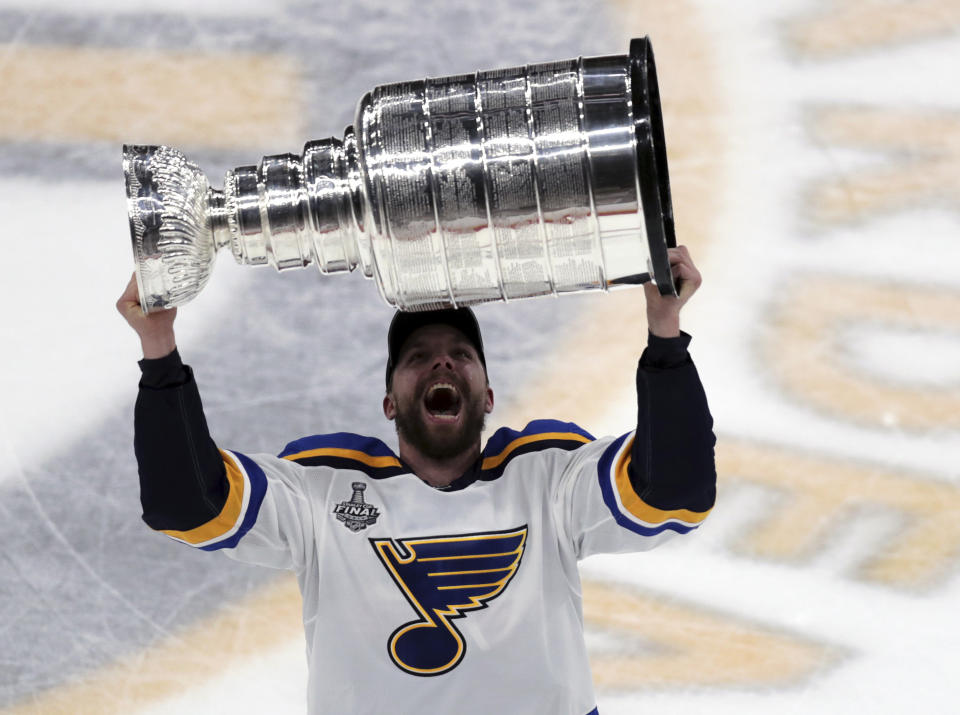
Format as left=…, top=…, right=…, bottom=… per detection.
left=393, top=382, right=487, bottom=461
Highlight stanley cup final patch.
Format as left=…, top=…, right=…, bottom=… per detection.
left=333, top=482, right=381, bottom=531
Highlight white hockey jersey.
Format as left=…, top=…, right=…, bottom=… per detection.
left=156, top=420, right=711, bottom=714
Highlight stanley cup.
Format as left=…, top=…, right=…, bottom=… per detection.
left=124, top=37, right=677, bottom=313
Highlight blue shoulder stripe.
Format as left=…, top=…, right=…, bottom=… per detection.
left=279, top=432, right=398, bottom=459
left=480, top=420, right=594, bottom=479
left=482, top=419, right=594, bottom=457
left=278, top=432, right=407, bottom=479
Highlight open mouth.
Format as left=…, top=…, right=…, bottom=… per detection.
left=423, top=382, right=462, bottom=421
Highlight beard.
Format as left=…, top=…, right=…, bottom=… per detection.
left=393, top=383, right=487, bottom=461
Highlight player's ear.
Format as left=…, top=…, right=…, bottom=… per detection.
left=383, top=393, right=397, bottom=420
left=484, top=386, right=494, bottom=414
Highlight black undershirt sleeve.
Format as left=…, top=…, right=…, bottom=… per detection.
left=630, top=331, right=717, bottom=514
left=135, top=348, right=229, bottom=531
left=134, top=333, right=716, bottom=531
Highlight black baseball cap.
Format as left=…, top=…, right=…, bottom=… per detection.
left=385, top=307, right=486, bottom=389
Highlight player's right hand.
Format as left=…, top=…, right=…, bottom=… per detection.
left=116, top=272, right=178, bottom=359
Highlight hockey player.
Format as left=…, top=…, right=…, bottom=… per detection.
left=117, top=245, right=715, bottom=715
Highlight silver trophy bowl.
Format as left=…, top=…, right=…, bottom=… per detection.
left=124, top=37, right=676, bottom=313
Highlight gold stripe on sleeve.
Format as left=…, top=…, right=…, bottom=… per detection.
left=614, top=437, right=711, bottom=526
left=161, top=450, right=247, bottom=545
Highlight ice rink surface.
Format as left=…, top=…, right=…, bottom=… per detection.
left=1, top=0, right=958, bottom=712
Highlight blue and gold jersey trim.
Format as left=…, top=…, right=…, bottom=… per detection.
left=478, top=420, right=595, bottom=480
left=597, top=433, right=711, bottom=536
left=160, top=449, right=267, bottom=551
left=277, top=421, right=594, bottom=486
left=279, top=432, right=407, bottom=479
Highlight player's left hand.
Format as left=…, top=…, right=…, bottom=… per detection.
left=643, top=245, right=702, bottom=338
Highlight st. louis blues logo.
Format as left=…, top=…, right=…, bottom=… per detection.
left=370, top=525, right=528, bottom=676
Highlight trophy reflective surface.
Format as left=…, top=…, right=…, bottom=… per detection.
left=124, top=37, right=676, bottom=313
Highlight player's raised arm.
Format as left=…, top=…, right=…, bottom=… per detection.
left=557, top=246, right=716, bottom=559
left=633, top=245, right=715, bottom=520
left=117, top=272, right=229, bottom=535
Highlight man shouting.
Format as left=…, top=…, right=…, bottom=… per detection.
left=117, top=245, right=716, bottom=715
